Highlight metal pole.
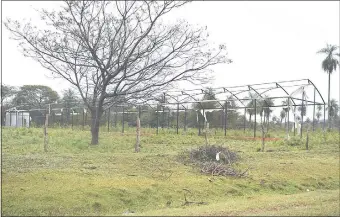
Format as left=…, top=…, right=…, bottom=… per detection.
left=115, top=110, right=117, bottom=127
left=9, top=111, right=12, bottom=127
left=176, top=103, right=179, bottom=134
left=82, top=108, right=85, bottom=130
left=156, top=105, right=159, bottom=134
left=167, top=108, right=170, bottom=128
left=243, top=108, right=246, bottom=133
left=198, top=111, right=201, bottom=136
left=184, top=108, right=187, bottom=132
left=28, top=112, right=30, bottom=128
left=21, top=111, right=24, bottom=128
left=254, top=99, right=257, bottom=138
left=300, top=92, right=304, bottom=138
left=108, top=107, right=110, bottom=132
left=224, top=103, right=227, bottom=136
left=16, top=111, right=18, bottom=128
left=162, top=106, right=165, bottom=129
left=287, top=99, right=290, bottom=136
left=122, top=106, right=125, bottom=133
left=71, top=110, right=74, bottom=130
left=313, top=88, right=316, bottom=131
left=323, top=104, right=326, bottom=131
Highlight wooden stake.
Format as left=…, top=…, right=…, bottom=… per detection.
left=135, top=117, right=140, bottom=153
left=44, top=113, right=49, bottom=152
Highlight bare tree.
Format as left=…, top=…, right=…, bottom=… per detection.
left=4, top=1, right=230, bottom=144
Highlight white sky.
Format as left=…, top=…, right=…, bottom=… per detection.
left=1, top=1, right=339, bottom=119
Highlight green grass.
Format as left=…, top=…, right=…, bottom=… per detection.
left=1, top=126, right=339, bottom=216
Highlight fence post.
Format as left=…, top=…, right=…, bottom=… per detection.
left=71, top=109, right=74, bottom=130
left=43, top=112, right=49, bottom=152
left=176, top=103, right=179, bottom=134
left=135, top=116, right=141, bottom=153
left=184, top=108, right=187, bottom=132
left=300, top=92, right=304, bottom=138
left=122, top=106, right=125, bottom=134
left=243, top=108, right=246, bottom=133
left=323, top=104, right=326, bottom=131
left=108, top=107, right=110, bottom=132
left=312, top=88, right=316, bottom=131
left=254, top=99, right=257, bottom=138
left=156, top=105, right=159, bottom=134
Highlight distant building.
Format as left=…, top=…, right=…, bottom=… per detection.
left=5, top=108, right=30, bottom=127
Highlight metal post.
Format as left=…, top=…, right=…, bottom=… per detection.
left=224, top=103, right=227, bottom=136
left=122, top=106, right=125, bottom=133
left=21, top=111, right=24, bottom=128
left=287, top=99, right=290, bottom=136
left=312, top=88, right=316, bottom=131
left=184, top=108, right=187, bottom=132
left=202, top=108, right=205, bottom=136
left=108, top=107, right=110, bottom=132
left=323, top=104, right=326, bottom=131
left=9, top=111, right=12, bottom=127
left=254, top=99, right=257, bottom=138
left=82, top=108, right=85, bottom=130
left=71, top=110, right=74, bottom=130
left=300, top=92, right=304, bottom=138
left=28, top=112, right=30, bottom=128
left=198, top=111, right=201, bottom=136
left=16, top=111, right=18, bottom=128
left=115, top=110, right=118, bottom=127
left=156, top=105, right=159, bottom=134
left=162, top=106, right=165, bottom=129
left=167, top=108, right=170, bottom=128
left=243, top=108, right=246, bottom=133
left=176, top=103, right=179, bottom=134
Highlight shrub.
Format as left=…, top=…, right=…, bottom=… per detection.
left=285, top=137, right=304, bottom=146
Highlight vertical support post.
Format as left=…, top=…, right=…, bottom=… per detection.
left=162, top=106, right=165, bottom=129
left=122, top=106, right=125, bottom=134
left=22, top=111, right=24, bottom=128
left=300, top=92, right=304, bottom=138
left=115, top=110, right=118, bottom=127
left=312, top=88, right=316, bottom=131
left=61, top=110, right=63, bottom=128
left=287, top=98, right=290, bottom=137
left=135, top=116, right=140, bottom=153
left=28, top=112, right=30, bottom=128
left=10, top=111, right=12, bottom=127
left=224, top=102, right=227, bottom=136
left=16, top=111, right=18, bottom=128
left=167, top=108, right=170, bottom=128
left=107, top=107, right=110, bottom=132
left=156, top=105, right=159, bottom=134
left=71, top=109, right=74, bottom=130
left=82, top=108, right=85, bottom=130
left=254, top=99, right=257, bottom=138
left=184, top=108, right=187, bottom=132
left=176, top=103, right=179, bottom=134
left=323, top=104, right=326, bottom=131
left=43, top=113, right=49, bottom=152
left=243, top=108, right=246, bottom=133
left=198, top=111, right=201, bottom=136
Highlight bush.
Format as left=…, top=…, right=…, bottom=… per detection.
left=285, top=137, right=304, bottom=146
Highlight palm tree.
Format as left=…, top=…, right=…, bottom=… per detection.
left=328, top=99, right=339, bottom=128
left=280, top=109, right=286, bottom=126
left=317, top=44, right=340, bottom=129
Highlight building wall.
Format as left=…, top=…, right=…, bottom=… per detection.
left=5, top=112, right=30, bottom=127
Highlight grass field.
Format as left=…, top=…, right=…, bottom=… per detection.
left=1, top=126, right=339, bottom=216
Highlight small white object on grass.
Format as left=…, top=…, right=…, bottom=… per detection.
left=216, top=151, right=221, bottom=161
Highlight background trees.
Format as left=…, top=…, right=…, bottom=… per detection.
left=317, top=44, right=339, bottom=129
left=5, top=1, right=230, bottom=144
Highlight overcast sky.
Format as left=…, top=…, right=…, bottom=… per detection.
left=1, top=1, right=339, bottom=118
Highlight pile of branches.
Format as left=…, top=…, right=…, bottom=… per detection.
left=190, top=145, right=238, bottom=164
left=179, top=145, right=248, bottom=177
left=200, top=162, right=248, bottom=177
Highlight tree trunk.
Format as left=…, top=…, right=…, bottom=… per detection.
left=90, top=108, right=103, bottom=145
left=328, top=72, right=331, bottom=130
